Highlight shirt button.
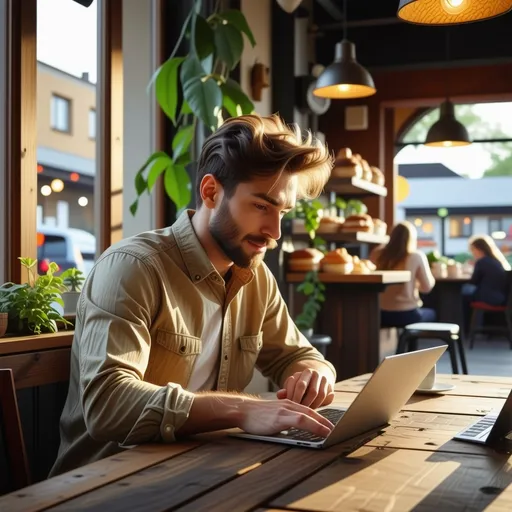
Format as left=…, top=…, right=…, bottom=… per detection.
left=195, top=274, right=201, bottom=281
left=179, top=346, right=186, bottom=354
left=164, top=425, right=172, bottom=433
left=224, top=354, right=228, bottom=361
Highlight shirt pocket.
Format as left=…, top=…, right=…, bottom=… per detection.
left=145, top=330, right=202, bottom=387
left=234, top=332, right=263, bottom=390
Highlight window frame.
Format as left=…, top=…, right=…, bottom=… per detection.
left=88, top=108, right=96, bottom=139
left=50, top=93, right=72, bottom=134
left=448, top=215, right=474, bottom=239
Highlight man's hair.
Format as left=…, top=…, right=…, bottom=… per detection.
left=195, top=114, right=334, bottom=207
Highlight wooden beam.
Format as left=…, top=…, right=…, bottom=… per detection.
left=4, top=0, right=37, bottom=283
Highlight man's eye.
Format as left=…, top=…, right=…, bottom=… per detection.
left=254, top=203, right=267, bottom=211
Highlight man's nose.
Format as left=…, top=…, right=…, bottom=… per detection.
left=262, top=212, right=282, bottom=241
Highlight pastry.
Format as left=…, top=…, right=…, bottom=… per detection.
left=352, top=256, right=371, bottom=274
left=341, top=214, right=374, bottom=233
left=371, top=166, right=385, bottom=186
left=373, top=218, right=388, bottom=237
left=317, top=216, right=344, bottom=233
left=362, top=259, right=376, bottom=272
left=288, top=248, right=324, bottom=272
left=322, top=248, right=353, bottom=274
left=361, top=159, right=373, bottom=181
left=332, top=149, right=362, bottom=179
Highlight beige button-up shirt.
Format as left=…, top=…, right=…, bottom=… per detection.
left=50, top=210, right=335, bottom=476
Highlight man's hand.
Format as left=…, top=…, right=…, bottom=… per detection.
left=276, top=368, right=335, bottom=409
left=237, top=398, right=334, bottom=437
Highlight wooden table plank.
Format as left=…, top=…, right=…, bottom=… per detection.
left=47, top=437, right=288, bottom=512
left=369, top=411, right=496, bottom=456
left=332, top=391, right=505, bottom=416
left=270, top=446, right=512, bottom=512
left=335, top=374, right=512, bottom=399
left=174, top=431, right=379, bottom=512
left=0, top=443, right=199, bottom=512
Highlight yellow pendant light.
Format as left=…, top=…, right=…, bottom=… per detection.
left=398, top=0, right=512, bottom=25
left=313, top=0, right=376, bottom=99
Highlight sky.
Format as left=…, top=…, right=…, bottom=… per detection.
left=37, top=0, right=98, bottom=83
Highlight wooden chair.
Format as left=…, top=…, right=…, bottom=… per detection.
left=0, top=369, right=30, bottom=490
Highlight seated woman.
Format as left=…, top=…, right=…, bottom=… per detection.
left=462, top=234, right=511, bottom=335
left=371, top=221, right=436, bottom=327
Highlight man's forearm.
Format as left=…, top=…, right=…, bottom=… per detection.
left=176, top=392, right=253, bottom=437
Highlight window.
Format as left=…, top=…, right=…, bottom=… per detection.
left=88, top=109, right=96, bottom=139
left=449, top=216, right=473, bottom=238
left=489, top=216, right=512, bottom=240
left=489, top=218, right=502, bottom=233
left=51, top=94, right=71, bottom=132
left=407, top=216, right=435, bottom=239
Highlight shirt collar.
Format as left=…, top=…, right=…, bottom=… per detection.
left=173, top=210, right=254, bottom=286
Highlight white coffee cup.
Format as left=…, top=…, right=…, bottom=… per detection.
left=419, top=364, right=436, bottom=389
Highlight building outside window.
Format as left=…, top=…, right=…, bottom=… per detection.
left=88, top=108, right=96, bottom=139
left=50, top=94, right=71, bottom=132
left=449, top=216, right=473, bottom=238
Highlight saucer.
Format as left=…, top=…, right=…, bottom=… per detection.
left=415, top=383, right=456, bottom=394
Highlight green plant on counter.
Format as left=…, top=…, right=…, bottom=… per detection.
left=330, top=197, right=367, bottom=217
left=61, top=267, right=85, bottom=292
left=0, top=257, right=72, bottom=335
left=295, top=270, right=326, bottom=333
left=130, top=0, right=256, bottom=216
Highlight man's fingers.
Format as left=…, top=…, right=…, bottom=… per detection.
left=292, top=370, right=313, bottom=404
left=285, top=374, right=297, bottom=401
left=285, top=410, right=332, bottom=437
left=276, top=389, right=287, bottom=399
left=301, top=371, right=321, bottom=407
left=282, top=399, right=334, bottom=431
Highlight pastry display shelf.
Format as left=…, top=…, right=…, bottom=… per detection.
left=288, top=231, right=389, bottom=245
left=325, top=177, right=387, bottom=197
left=286, top=270, right=411, bottom=285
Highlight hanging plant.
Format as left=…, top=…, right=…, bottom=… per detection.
left=130, top=1, right=256, bottom=216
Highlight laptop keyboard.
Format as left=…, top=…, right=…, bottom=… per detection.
left=459, top=416, right=495, bottom=439
left=283, top=408, right=346, bottom=442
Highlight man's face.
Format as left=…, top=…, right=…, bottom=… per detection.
left=209, top=173, right=297, bottom=269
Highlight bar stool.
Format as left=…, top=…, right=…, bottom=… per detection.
left=396, top=322, right=468, bottom=374
left=308, top=334, right=332, bottom=358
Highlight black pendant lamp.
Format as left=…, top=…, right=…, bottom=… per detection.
left=425, top=99, right=471, bottom=147
left=313, top=0, right=376, bottom=99
left=398, top=0, right=512, bottom=25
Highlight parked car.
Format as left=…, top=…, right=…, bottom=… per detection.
left=37, top=226, right=96, bottom=277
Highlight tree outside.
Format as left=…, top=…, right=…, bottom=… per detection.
left=401, top=103, right=512, bottom=178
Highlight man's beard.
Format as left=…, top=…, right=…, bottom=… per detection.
left=209, top=198, right=277, bottom=269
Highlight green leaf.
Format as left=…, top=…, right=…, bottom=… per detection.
left=155, top=56, right=185, bottom=125
left=193, top=14, right=214, bottom=60
left=218, top=9, right=256, bottom=47
left=172, top=125, right=195, bottom=161
left=147, top=156, right=172, bottom=192
left=221, top=78, right=254, bottom=117
left=213, top=23, right=243, bottom=70
left=180, top=56, right=222, bottom=131
left=176, top=152, right=192, bottom=167
left=180, top=101, right=193, bottom=115
left=201, top=53, right=214, bottom=75
left=130, top=199, right=139, bottom=216
left=164, top=163, right=192, bottom=210
left=135, top=171, right=147, bottom=196
left=302, top=282, right=315, bottom=295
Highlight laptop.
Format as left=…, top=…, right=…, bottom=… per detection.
left=231, top=345, right=447, bottom=449
left=453, top=387, right=512, bottom=453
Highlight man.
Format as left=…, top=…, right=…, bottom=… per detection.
left=50, top=114, right=337, bottom=476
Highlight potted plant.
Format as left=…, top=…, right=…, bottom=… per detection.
left=0, top=299, right=8, bottom=338
left=61, top=267, right=85, bottom=315
left=295, top=270, right=326, bottom=338
left=0, top=257, right=71, bottom=335
left=130, top=2, right=256, bottom=216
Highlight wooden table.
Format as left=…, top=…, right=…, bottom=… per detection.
left=422, top=276, right=471, bottom=326
left=3, top=373, right=510, bottom=511
left=288, top=271, right=411, bottom=380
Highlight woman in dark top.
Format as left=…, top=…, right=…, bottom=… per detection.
left=462, top=235, right=511, bottom=336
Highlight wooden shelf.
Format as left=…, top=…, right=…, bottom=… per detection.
left=0, top=330, right=74, bottom=356
left=325, top=177, right=388, bottom=197
left=286, top=270, right=411, bottom=285
left=289, top=231, right=389, bottom=245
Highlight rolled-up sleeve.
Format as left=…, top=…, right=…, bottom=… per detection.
left=77, top=251, right=195, bottom=446
left=256, top=267, right=336, bottom=387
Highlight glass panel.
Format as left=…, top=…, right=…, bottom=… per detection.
left=37, top=0, right=98, bottom=277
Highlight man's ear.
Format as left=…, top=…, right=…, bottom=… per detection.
left=199, top=174, right=222, bottom=209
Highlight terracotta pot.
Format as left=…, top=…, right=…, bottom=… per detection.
left=0, top=312, right=7, bottom=338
